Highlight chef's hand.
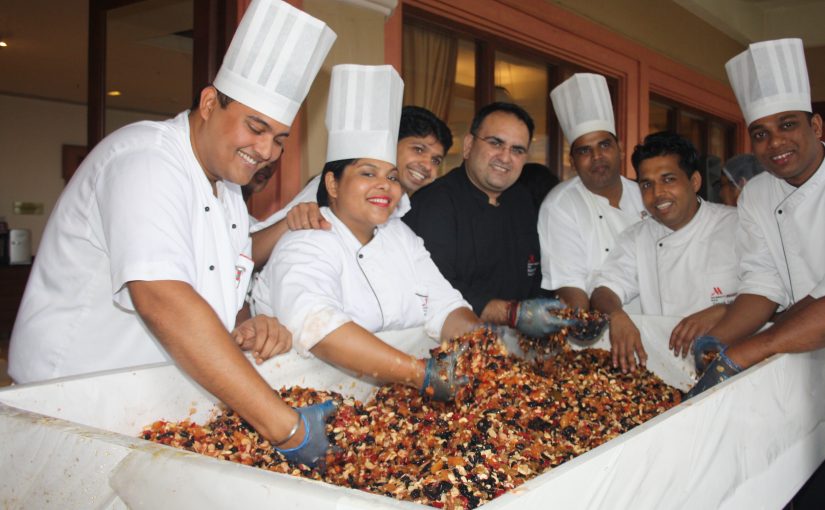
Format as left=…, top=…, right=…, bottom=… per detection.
left=286, top=202, right=331, bottom=231
left=685, top=341, right=742, bottom=399
left=421, top=344, right=469, bottom=401
left=608, top=311, right=647, bottom=373
left=669, top=305, right=727, bottom=358
left=508, top=298, right=570, bottom=337
left=231, top=315, right=292, bottom=364
left=691, top=335, right=727, bottom=373
left=275, top=400, right=337, bottom=470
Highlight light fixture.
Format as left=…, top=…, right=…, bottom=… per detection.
left=107, top=90, right=121, bottom=97
left=0, top=40, right=7, bottom=48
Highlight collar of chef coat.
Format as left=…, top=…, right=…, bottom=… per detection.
left=649, top=197, right=713, bottom=247
left=318, top=201, right=405, bottom=252
left=574, top=175, right=645, bottom=217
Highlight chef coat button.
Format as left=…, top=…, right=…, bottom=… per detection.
left=777, top=209, right=783, bottom=215
left=604, top=248, right=609, bottom=252
left=358, top=254, right=364, bottom=259
left=205, top=206, right=210, bottom=212
left=209, top=265, right=215, bottom=270
left=658, top=243, right=663, bottom=247
left=231, top=224, right=237, bottom=229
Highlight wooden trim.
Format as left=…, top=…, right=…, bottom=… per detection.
left=61, top=145, right=89, bottom=184
left=396, top=0, right=748, bottom=163
left=87, top=0, right=107, bottom=149
left=385, top=2, right=403, bottom=72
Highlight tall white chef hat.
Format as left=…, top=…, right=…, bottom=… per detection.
left=550, top=73, right=615, bottom=144
left=213, top=0, right=336, bottom=127
left=725, top=38, right=811, bottom=126
left=325, top=64, right=404, bottom=165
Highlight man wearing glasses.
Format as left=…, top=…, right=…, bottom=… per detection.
left=404, top=102, right=547, bottom=331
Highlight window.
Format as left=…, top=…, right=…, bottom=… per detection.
left=648, top=95, right=735, bottom=203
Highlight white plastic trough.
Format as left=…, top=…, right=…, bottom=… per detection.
left=1, top=315, right=824, bottom=509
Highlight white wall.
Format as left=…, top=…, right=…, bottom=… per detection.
left=0, top=94, right=166, bottom=253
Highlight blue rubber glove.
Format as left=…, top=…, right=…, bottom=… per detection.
left=508, top=298, right=607, bottom=342
left=685, top=341, right=743, bottom=399
left=421, top=344, right=469, bottom=401
left=275, top=400, right=337, bottom=469
left=692, top=335, right=727, bottom=372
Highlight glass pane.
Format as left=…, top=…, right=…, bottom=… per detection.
left=443, top=38, right=476, bottom=173
left=709, top=121, right=726, bottom=160
left=649, top=100, right=671, bottom=134
left=106, top=0, right=193, bottom=134
left=494, top=51, right=548, bottom=166
left=677, top=110, right=704, bottom=153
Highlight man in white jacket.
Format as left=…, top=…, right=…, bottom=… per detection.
left=539, top=73, right=645, bottom=310
left=590, top=132, right=739, bottom=372
left=687, top=39, right=825, bottom=404
left=9, top=0, right=338, bottom=468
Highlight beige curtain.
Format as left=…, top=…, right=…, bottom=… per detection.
left=402, top=25, right=458, bottom=122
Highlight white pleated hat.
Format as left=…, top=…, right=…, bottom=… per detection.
left=213, top=0, right=336, bottom=127
left=325, top=65, right=404, bottom=165
left=725, top=38, right=811, bottom=126
left=550, top=73, right=615, bottom=143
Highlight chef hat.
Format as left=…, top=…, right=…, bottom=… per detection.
left=725, top=38, right=811, bottom=126
left=325, top=64, right=404, bottom=165
left=550, top=73, right=615, bottom=144
left=213, top=0, right=336, bottom=127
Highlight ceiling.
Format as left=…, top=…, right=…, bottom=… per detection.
left=2, top=0, right=825, bottom=116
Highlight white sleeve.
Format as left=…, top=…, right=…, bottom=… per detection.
left=735, top=190, right=790, bottom=307
left=267, top=232, right=352, bottom=356
left=538, top=191, right=589, bottom=292
left=590, top=227, right=640, bottom=305
left=404, top=225, right=472, bottom=339
left=96, top=147, right=196, bottom=311
left=249, top=175, right=322, bottom=233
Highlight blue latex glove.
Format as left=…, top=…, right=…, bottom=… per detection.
left=685, top=342, right=743, bottom=399
left=509, top=298, right=607, bottom=342
left=421, top=344, right=469, bottom=401
left=692, top=335, right=727, bottom=372
left=275, top=400, right=337, bottom=469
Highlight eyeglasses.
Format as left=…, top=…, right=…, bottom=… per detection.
left=471, top=134, right=529, bottom=158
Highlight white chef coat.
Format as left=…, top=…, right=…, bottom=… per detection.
left=249, top=174, right=411, bottom=233
left=736, top=150, right=825, bottom=307
left=538, top=175, right=645, bottom=296
left=251, top=204, right=470, bottom=356
left=591, top=200, right=739, bottom=316
left=9, top=112, right=253, bottom=383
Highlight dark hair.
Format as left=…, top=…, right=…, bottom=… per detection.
left=316, top=159, right=357, bottom=206
left=470, top=102, right=535, bottom=141
left=631, top=131, right=699, bottom=177
left=190, top=87, right=234, bottom=111
left=399, top=106, right=453, bottom=153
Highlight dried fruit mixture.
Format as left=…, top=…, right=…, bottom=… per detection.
left=142, top=327, right=681, bottom=509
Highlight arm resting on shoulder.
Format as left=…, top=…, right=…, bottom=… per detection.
left=251, top=220, right=290, bottom=268
left=310, top=321, right=426, bottom=389
left=128, top=280, right=303, bottom=448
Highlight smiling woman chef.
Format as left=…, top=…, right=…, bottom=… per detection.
left=251, top=65, right=482, bottom=405
left=9, top=0, right=337, bottom=468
